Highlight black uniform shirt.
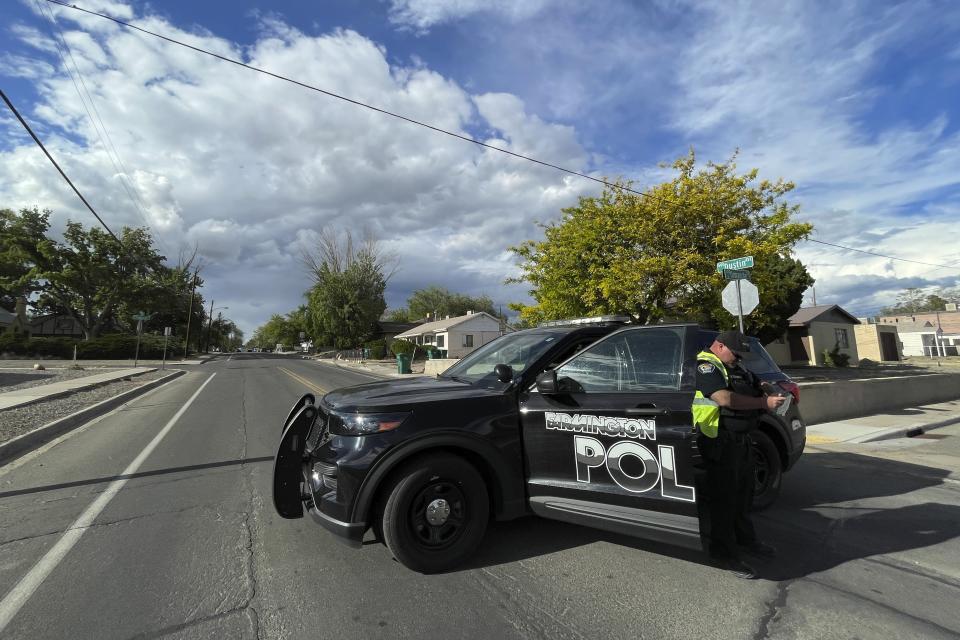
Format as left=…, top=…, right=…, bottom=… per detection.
left=696, top=358, right=729, bottom=398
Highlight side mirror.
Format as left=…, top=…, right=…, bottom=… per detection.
left=494, top=363, right=514, bottom=383
left=535, top=370, right=570, bottom=394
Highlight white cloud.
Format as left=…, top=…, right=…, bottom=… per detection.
left=388, top=0, right=549, bottom=32
left=1, top=3, right=592, bottom=334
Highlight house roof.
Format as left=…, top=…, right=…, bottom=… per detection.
left=395, top=312, right=499, bottom=338
left=377, top=321, right=421, bottom=333
left=789, top=305, right=861, bottom=327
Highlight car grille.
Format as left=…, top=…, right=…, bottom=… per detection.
left=305, top=407, right=329, bottom=453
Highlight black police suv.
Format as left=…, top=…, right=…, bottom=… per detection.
left=273, top=318, right=806, bottom=573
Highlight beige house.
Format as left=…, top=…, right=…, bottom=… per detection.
left=764, top=305, right=860, bottom=366
left=394, top=311, right=509, bottom=358
left=853, top=321, right=902, bottom=361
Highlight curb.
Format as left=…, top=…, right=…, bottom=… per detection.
left=851, top=414, right=960, bottom=443
left=0, top=369, right=187, bottom=466
left=0, top=367, right=157, bottom=412
left=316, top=358, right=398, bottom=379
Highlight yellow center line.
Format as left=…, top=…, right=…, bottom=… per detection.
left=278, top=366, right=327, bottom=395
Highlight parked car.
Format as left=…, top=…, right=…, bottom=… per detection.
left=273, top=318, right=806, bottom=573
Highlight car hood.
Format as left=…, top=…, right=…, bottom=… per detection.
left=322, top=376, right=500, bottom=412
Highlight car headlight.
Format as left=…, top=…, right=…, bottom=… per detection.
left=328, top=410, right=410, bottom=435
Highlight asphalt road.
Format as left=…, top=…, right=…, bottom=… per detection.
left=1, top=353, right=958, bottom=639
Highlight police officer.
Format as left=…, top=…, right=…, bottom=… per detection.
left=693, top=330, right=786, bottom=579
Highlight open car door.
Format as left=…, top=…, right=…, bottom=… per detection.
left=273, top=394, right=319, bottom=519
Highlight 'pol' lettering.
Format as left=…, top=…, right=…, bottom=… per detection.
left=572, top=436, right=695, bottom=502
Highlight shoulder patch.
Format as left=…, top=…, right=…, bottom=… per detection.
left=698, top=362, right=716, bottom=374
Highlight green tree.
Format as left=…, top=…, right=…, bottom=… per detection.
left=32, top=221, right=169, bottom=339
left=252, top=312, right=301, bottom=348
left=404, top=285, right=498, bottom=321
left=880, top=288, right=951, bottom=315
left=303, top=230, right=390, bottom=348
left=508, top=150, right=813, bottom=339
left=0, top=207, right=54, bottom=311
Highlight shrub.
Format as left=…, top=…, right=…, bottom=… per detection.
left=364, top=339, right=387, bottom=360
left=389, top=338, right=416, bottom=357
left=0, top=332, right=182, bottom=359
left=822, top=345, right=850, bottom=368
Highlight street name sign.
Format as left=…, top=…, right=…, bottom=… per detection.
left=716, top=256, right=754, bottom=273
left=723, top=268, right=751, bottom=281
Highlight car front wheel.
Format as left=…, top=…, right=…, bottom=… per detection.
left=380, top=453, right=489, bottom=573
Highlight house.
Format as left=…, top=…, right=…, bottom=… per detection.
left=373, top=320, right=422, bottom=344
left=29, top=313, right=85, bottom=338
left=764, top=304, right=860, bottom=367
left=853, top=319, right=902, bottom=361
left=876, top=304, right=960, bottom=357
left=0, top=307, right=14, bottom=332
left=393, top=311, right=509, bottom=358
left=2, top=297, right=32, bottom=337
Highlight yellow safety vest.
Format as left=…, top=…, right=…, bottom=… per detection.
left=692, top=350, right=729, bottom=438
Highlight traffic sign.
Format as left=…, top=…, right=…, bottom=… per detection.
left=723, top=280, right=759, bottom=315
left=132, top=311, right=154, bottom=322
left=164, top=326, right=172, bottom=336
left=723, top=268, right=751, bottom=281
left=716, top=256, right=754, bottom=273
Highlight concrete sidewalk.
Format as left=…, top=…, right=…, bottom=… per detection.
left=806, top=399, right=960, bottom=444
left=0, top=367, right=156, bottom=410
left=313, top=357, right=425, bottom=378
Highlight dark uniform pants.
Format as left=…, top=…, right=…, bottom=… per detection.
left=698, top=429, right=757, bottom=559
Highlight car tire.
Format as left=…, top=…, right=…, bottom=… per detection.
left=750, top=430, right=782, bottom=511
left=380, top=453, right=489, bottom=573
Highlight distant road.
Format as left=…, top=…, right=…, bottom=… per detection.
left=1, top=353, right=958, bottom=639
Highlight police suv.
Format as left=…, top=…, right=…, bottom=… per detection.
left=273, top=317, right=806, bottom=573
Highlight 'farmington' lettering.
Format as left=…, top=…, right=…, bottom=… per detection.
left=545, top=412, right=656, bottom=440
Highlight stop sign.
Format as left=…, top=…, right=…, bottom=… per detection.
left=722, top=280, right=759, bottom=316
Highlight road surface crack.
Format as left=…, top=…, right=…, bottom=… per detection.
left=237, top=376, right=263, bottom=640
left=753, top=579, right=792, bottom=640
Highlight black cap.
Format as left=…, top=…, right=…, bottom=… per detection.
left=715, top=330, right=751, bottom=355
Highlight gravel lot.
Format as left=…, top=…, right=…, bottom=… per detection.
left=0, top=367, right=110, bottom=393
left=0, top=369, right=174, bottom=445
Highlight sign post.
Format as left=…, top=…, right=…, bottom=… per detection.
left=132, top=311, right=154, bottom=367
left=719, top=256, right=759, bottom=333
left=162, top=326, right=172, bottom=370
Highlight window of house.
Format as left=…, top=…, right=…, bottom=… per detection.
left=425, top=335, right=434, bottom=344
left=462, top=334, right=474, bottom=348
left=437, top=335, right=445, bottom=348
left=835, top=328, right=849, bottom=348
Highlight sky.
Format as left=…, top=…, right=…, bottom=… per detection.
left=2, top=0, right=960, bottom=336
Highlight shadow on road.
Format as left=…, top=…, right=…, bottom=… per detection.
left=0, top=456, right=273, bottom=499
left=464, top=450, right=959, bottom=582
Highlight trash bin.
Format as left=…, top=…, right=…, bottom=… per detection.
left=397, top=353, right=412, bottom=374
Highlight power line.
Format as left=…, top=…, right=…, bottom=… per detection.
left=43, top=0, right=960, bottom=275
left=804, top=238, right=959, bottom=270
left=36, top=0, right=174, bottom=258
left=43, top=0, right=650, bottom=199
left=1, top=88, right=121, bottom=244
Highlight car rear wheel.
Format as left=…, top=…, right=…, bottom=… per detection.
left=750, top=430, right=782, bottom=511
left=380, top=453, right=489, bottom=573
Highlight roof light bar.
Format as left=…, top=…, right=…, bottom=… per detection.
left=538, top=315, right=632, bottom=327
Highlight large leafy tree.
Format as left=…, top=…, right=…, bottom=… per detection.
left=0, top=207, right=53, bottom=311
left=251, top=307, right=307, bottom=348
left=303, top=230, right=391, bottom=349
left=880, top=288, right=953, bottom=315
left=402, top=285, right=498, bottom=321
left=32, top=222, right=168, bottom=339
left=509, top=150, right=814, bottom=339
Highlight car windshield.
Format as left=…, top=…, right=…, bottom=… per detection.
left=440, top=332, right=561, bottom=384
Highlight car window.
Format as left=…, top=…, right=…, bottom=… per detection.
left=441, top=332, right=561, bottom=383
left=557, top=327, right=684, bottom=392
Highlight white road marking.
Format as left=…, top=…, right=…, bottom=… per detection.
left=0, top=373, right=217, bottom=633
left=0, top=373, right=185, bottom=479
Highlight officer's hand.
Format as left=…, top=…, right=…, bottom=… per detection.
left=765, top=395, right=787, bottom=411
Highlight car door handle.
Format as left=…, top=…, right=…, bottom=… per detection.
left=625, top=405, right=671, bottom=416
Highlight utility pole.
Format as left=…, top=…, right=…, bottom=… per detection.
left=205, top=299, right=215, bottom=352
left=183, top=269, right=198, bottom=359
left=215, top=311, right=223, bottom=352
